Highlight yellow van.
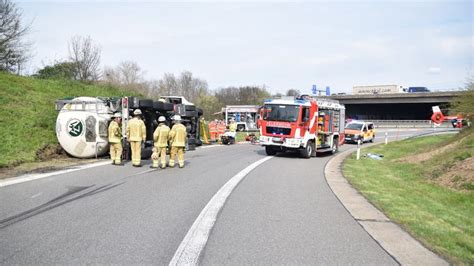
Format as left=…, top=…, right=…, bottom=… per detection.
left=344, top=121, right=375, bottom=143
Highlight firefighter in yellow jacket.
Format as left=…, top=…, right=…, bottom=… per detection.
left=108, top=112, right=123, bottom=165
left=229, top=118, right=237, bottom=132
left=151, top=116, right=170, bottom=169
left=126, top=109, right=146, bottom=167
left=168, top=115, right=187, bottom=168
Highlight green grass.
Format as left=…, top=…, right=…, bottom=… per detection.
left=343, top=131, right=474, bottom=264
left=235, top=131, right=260, bottom=142
left=0, top=72, right=135, bottom=168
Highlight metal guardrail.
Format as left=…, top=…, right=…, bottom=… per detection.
left=371, top=120, right=453, bottom=128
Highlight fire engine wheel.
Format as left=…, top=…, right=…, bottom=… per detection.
left=300, top=142, right=313, bottom=159
left=265, top=146, right=277, bottom=156
left=331, top=139, right=339, bottom=154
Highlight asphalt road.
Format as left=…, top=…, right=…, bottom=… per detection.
left=0, top=128, right=448, bottom=264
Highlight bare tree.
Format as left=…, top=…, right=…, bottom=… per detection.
left=103, top=61, right=144, bottom=86
left=103, top=65, right=120, bottom=84
left=118, top=61, right=143, bottom=86
left=68, top=35, right=101, bottom=82
left=178, top=71, right=208, bottom=103
left=158, top=73, right=179, bottom=95
left=0, top=0, right=32, bottom=73
left=216, top=86, right=270, bottom=105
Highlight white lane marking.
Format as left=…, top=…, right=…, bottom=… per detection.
left=170, top=156, right=273, bottom=265
left=31, top=192, right=43, bottom=198
left=0, top=161, right=111, bottom=188
left=197, top=145, right=223, bottom=149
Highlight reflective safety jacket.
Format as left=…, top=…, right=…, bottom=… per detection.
left=153, top=123, right=170, bottom=148
left=108, top=121, right=122, bottom=143
left=126, top=117, right=146, bottom=141
left=229, top=122, right=237, bottom=132
left=169, top=123, right=187, bottom=147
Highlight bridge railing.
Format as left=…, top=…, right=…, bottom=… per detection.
left=370, top=120, right=454, bottom=128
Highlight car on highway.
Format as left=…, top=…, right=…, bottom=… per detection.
left=344, top=121, right=375, bottom=143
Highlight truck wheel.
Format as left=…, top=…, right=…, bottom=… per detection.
left=128, top=97, right=140, bottom=108
left=153, top=101, right=165, bottom=111
left=331, top=138, right=339, bottom=154
left=265, top=146, right=277, bottom=156
left=141, top=146, right=153, bottom=159
left=300, top=142, right=313, bottom=159
left=185, top=105, right=196, bottom=111
left=139, top=99, right=153, bottom=109
left=162, top=103, right=174, bottom=111
left=185, top=110, right=196, bottom=117
left=197, top=108, right=203, bottom=116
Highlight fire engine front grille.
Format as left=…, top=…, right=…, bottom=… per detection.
left=266, top=127, right=291, bottom=135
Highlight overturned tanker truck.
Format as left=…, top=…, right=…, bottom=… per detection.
left=55, top=96, right=203, bottom=159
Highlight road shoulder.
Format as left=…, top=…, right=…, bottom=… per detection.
left=324, top=148, right=448, bottom=265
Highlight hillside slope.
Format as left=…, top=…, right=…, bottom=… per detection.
left=0, top=72, right=136, bottom=168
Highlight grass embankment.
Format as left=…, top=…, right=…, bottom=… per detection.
left=343, top=129, right=474, bottom=264
left=0, top=72, right=132, bottom=168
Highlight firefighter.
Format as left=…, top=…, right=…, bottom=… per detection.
left=229, top=118, right=237, bottom=132
left=199, top=117, right=210, bottom=144
left=217, top=120, right=226, bottom=141
left=168, top=115, right=187, bottom=168
left=209, top=119, right=217, bottom=142
left=151, top=116, right=170, bottom=169
left=108, top=112, right=123, bottom=165
left=126, top=109, right=146, bottom=167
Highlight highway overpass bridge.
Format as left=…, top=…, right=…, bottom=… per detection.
left=325, top=91, right=462, bottom=120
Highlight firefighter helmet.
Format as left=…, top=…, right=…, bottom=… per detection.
left=133, top=109, right=142, bottom=115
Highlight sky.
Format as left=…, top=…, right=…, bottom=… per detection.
left=18, top=0, right=473, bottom=94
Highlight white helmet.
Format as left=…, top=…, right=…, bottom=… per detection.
left=133, top=109, right=142, bottom=115
left=113, top=112, right=122, bottom=118
left=173, top=115, right=182, bottom=121
left=158, top=116, right=166, bottom=122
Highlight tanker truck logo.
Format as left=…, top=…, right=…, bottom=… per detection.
left=67, top=119, right=83, bottom=137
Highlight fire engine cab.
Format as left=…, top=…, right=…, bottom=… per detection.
left=258, top=95, right=345, bottom=158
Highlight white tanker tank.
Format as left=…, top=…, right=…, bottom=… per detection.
left=55, top=97, right=114, bottom=158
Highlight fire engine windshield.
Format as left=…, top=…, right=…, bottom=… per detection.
left=345, top=123, right=364, bottom=130
left=263, top=104, right=300, bottom=122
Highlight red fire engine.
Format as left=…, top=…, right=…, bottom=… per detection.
left=258, top=95, right=345, bottom=158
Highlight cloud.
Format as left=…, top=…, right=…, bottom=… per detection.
left=428, top=67, right=441, bottom=74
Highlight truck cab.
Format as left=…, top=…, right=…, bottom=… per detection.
left=258, top=95, right=345, bottom=158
